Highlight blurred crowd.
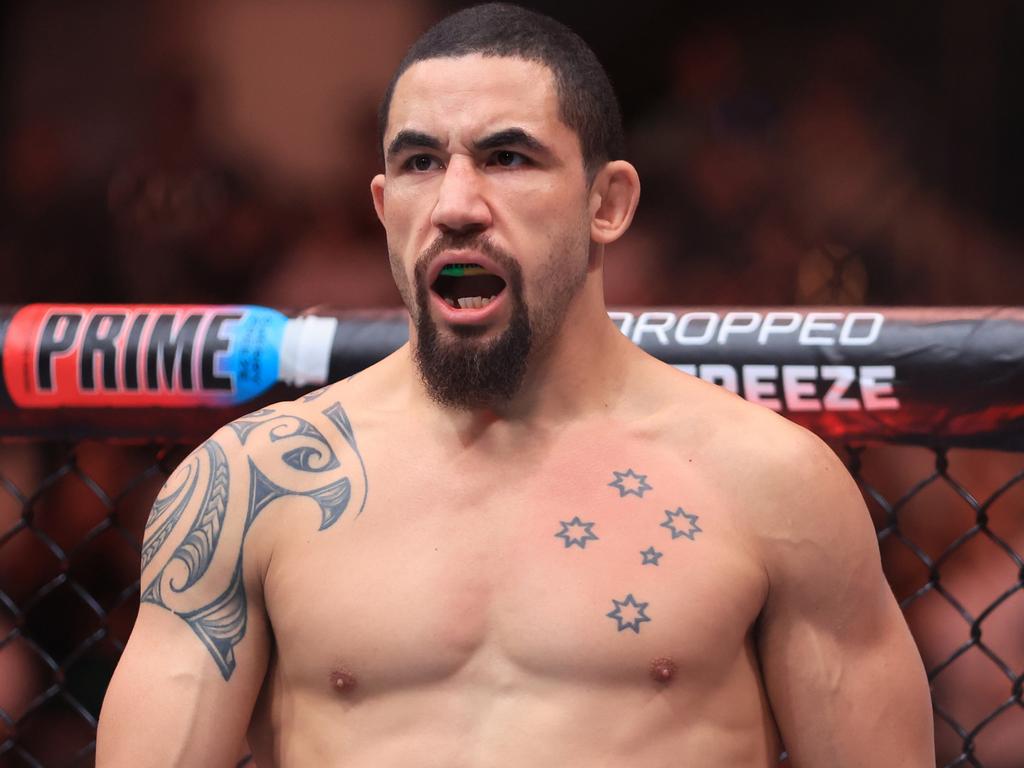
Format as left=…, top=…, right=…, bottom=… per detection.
left=2, top=1, right=1023, bottom=310
left=1, top=0, right=1023, bottom=765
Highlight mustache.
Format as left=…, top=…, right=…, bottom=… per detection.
left=414, top=233, right=520, bottom=284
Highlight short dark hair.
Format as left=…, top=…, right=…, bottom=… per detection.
left=377, top=3, right=624, bottom=178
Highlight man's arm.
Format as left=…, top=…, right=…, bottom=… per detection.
left=755, top=428, right=934, bottom=767
left=97, top=425, right=271, bottom=767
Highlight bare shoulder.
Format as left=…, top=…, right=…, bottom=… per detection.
left=219, top=384, right=372, bottom=522
left=282, top=349, right=409, bottom=431
left=142, top=385, right=373, bottom=602
left=651, top=365, right=869, bottom=545
left=227, top=350, right=395, bottom=454
left=641, top=365, right=883, bottom=620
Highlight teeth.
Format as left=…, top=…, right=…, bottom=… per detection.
left=455, top=296, right=492, bottom=309
left=446, top=296, right=498, bottom=310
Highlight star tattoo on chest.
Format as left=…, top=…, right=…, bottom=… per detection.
left=554, top=516, right=600, bottom=549
left=606, top=593, right=651, bottom=633
left=608, top=468, right=652, bottom=498
left=660, top=507, right=702, bottom=540
left=640, top=546, right=663, bottom=566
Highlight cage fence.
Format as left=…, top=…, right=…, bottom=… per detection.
left=1, top=305, right=1022, bottom=767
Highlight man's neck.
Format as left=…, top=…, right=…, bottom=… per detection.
left=410, top=279, right=639, bottom=437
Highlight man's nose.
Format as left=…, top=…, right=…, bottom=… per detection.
left=430, top=155, right=492, bottom=234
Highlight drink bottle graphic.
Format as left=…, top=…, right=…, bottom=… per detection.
left=1, top=304, right=339, bottom=408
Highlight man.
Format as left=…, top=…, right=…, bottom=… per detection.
left=98, top=4, right=935, bottom=765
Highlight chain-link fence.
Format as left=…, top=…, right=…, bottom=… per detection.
left=846, top=443, right=1024, bottom=767
left=1, top=437, right=1021, bottom=767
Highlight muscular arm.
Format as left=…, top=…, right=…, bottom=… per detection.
left=98, top=399, right=366, bottom=766
left=97, top=426, right=270, bottom=767
left=755, top=429, right=934, bottom=767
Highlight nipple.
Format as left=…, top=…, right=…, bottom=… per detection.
left=649, top=657, right=677, bottom=684
left=330, top=668, right=358, bottom=692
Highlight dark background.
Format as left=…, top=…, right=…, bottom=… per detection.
left=0, top=0, right=1022, bottom=309
left=1, top=3, right=1024, bottom=767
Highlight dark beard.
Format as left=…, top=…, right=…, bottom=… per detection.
left=412, top=239, right=533, bottom=410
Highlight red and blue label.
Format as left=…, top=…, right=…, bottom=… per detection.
left=2, top=304, right=287, bottom=408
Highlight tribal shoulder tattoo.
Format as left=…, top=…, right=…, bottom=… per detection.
left=140, top=401, right=368, bottom=680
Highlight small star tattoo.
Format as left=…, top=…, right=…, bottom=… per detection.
left=640, top=546, right=663, bottom=566
left=608, top=469, right=653, bottom=498
left=554, top=516, right=600, bottom=549
left=660, top=507, right=702, bottom=540
left=606, top=593, right=651, bottom=634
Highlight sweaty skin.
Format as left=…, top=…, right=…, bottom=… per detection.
left=97, top=53, right=934, bottom=767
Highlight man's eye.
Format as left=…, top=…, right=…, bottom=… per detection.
left=407, top=155, right=441, bottom=172
left=491, top=151, right=527, bottom=168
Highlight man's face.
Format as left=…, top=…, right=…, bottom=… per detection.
left=372, top=54, right=594, bottom=409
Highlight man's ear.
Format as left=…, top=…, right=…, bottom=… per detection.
left=589, top=161, right=641, bottom=245
left=370, top=173, right=386, bottom=226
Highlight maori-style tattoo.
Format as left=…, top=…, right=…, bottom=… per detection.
left=302, top=385, right=331, bottom=402
left=608, top=468, right=652, bottom=498
left=606, top=593, right=651, bottom=633
left=177, top=557, right=247, bottom=678
left=660, top=507, right=701, bottom=540
left=142, top=460, right=199, bottom=571
left=140, top=402, right=369, bottom=680
left=244, top=407, right=278, bottom=419
left=227, top=408, right=278, bottom=445
left=554, top=516, right=599, bottom=549
left=323, top=402, right=369, bottom=516
left=168, top=440, right=230, bottom=593
left=233, top=410, right=342, bottom=472
left=269, top=417, right=341, bottom=473
left=247, top=458, right=351, bottom=531
left=640, top=546, right=663, bottom=566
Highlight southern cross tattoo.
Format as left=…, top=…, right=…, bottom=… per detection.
left=554, top=516, right=599, bottom=549
left=608, top=468, right=653, bottom=498
left=660, top=507, right=702, bottom=541
left=640, top=546, right=663, bottom=566
left=606, top=593, right=651, bottom=634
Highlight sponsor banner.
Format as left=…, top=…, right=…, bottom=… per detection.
left=1, top=304, right=287, bottom=408
left=609, top=307, right=1024, bottom=447
left=1, top=305, right=1022, bottom=446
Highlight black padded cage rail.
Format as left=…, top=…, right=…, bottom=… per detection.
left=1, top=305, right=1023, bottom=767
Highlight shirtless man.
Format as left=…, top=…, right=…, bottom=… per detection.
left=97, top=4, right=934, bottom=766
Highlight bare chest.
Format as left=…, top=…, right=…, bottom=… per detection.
left=262, top=439, right=768, bottom=696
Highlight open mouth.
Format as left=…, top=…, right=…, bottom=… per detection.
left=431, top=263, right=508, bottom=309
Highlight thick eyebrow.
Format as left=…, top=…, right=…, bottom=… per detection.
left=473, top=128, right=550, bottom=156
left=386, top=130, right=443, bottom=162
